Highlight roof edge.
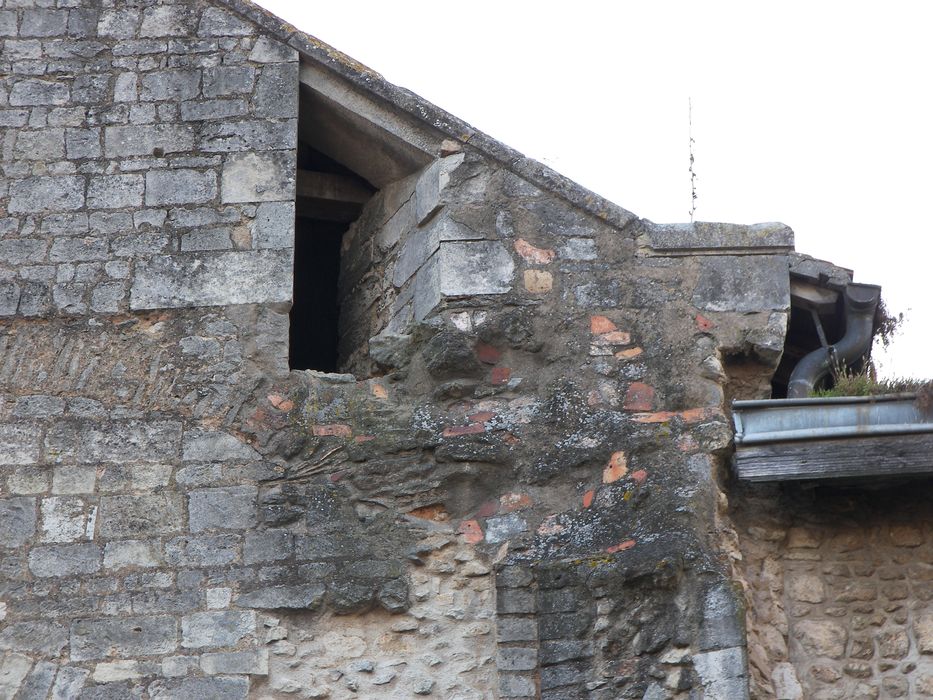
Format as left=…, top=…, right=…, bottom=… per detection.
left=217, top=0, right=639, bottom=232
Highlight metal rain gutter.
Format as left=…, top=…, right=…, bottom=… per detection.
left=732, top=394, right=933, bottom=481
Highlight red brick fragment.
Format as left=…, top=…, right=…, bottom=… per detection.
left=475, top=499, right=500, bottom=518
left=623, top=382, right=655, bottom=411
left=590, top=315, right=617, bottom=334
left=329, top=471, right=345, bottom=482
left=408, top=504, right=449, bottom=521
left=468, top=411, right=495, bottom=424
left=490, top=367, right=512, bottom=386
left=312, top=424, right=352, bottom=437
left=695, top=314, right=715, bottom=331
left=500, top=492, right=532, bottom=512
left=354, top=435, right=375, bottom=443
left=370, top=383, right=388, bottom=399
left=603, top=451, right=628, bottom=483
left=582, top=489, right=595, bottom=508
left=606, top=539, right=636, bottom=554
left=630, top=469, right=648, bottom=483
left=443, top=423, right=486, bottom=437
left=459, top=519, right=484, bottom=544
left=514, top=238, right=556, bottom=265
left=631, top=411, right=675, bottom=424
left=475, top=342, right=502, bottom=364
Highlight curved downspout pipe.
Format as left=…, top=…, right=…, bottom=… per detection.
left=786, top=283, right=881, bottom=399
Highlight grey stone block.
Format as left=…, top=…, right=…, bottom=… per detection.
left=180, top=99, right=248, bottom=122
left=0, top=423, right=43, bottom=465
left=0, top=654, right=32, bottom=698
left=45, top=420, right=182, bottom=463
left=179, top=227, right=232, bottom=252
left=145, top=169, right=216, bottom=206
left=39, top=496, right=88, bottom=543
left=164, top=534, right=239, bottom=567
left=202, top=66, right=255, bottom=98
left=499, top=674, right=536, bottom=698
left=188, top=486, right=257, bottom=532
left=497, top=617, right=537, bottom=642
left=200, top=650, right=268, bottom=676
left=412, top=253, right=440, bottom=321
left=438, top=241, right=514, bottom=295
left=559, top=237, right=597, bottom=260
left=649, top=221, right=794, bottom=252
left=485, top=512, right=528, bottom=544
left=139, top=6, right=193, bottom=37
left=140, top=70, right=200, bottom=102
left=182, top=429, right=260, bottom=461
left=9, top=79, right=69, bottom=107
left=539, top=640, right=593, bottom=665
left=197, top=7, right=254, bottom=37
left=50, top=667, right=90, bottom=700
left=72, top=74, right=110, bottom=105
left=253, top=201, right=294, bottom=249
left=9, top=176, right=84, bottom=214
left=181, top=610, right=255, bottom=649
left=693, top=255, right=790, bottom=312
left=0, top=498, right=37, bottom=548
left=0, top=239, right=46, bottom=265
left=104, top=124, right=194, bottom=157
left=29, top=543, right=101, bottom=577
left=18, top=660, right=58, bottom=700
left=692, top=646, right=750, bottom=700
left=497, top=647, right=537, bottom=671
left=13, top=128, right=65, bottom=160
left=497, top=588, right=536, bottom=614
left=200, top=119, right=296, bottom=153
left=220, top=151, right=295, bottom=203
left=0, top=621, right=68, bottom=656
left=236, top=583, right=326, bottom=610
left=249, top=36, right=298, bottom=63
left=131, top=250, right=292, bottom=309
left=0, top=11, right=17, bottom=37
left=50, top=237, right=108, bottom=263
left=103, top=540, right=162, bottom=570
left=87, top=174, right=144, bottom=210
left=148, top=677, right=249, bottom=700
left=98, top=494, right=184, bottom=538
left=243, top=529, right=293, bottom=564
left=70, top=616, right=177, bottom=661
left=66, top=128, right=102, bottom=159
left=252, top=63, right=299, bottom=118
left=20, top=9, right=68, bottom=37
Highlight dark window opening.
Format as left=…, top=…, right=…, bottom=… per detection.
left=288, top=138, right=375, bottom=371
left=289, top=218, right=346, bottom=372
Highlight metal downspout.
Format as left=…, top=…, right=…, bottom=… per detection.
left=786, top=283, right=881, bottom=399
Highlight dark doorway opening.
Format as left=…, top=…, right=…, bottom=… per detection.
left=289, top=218, right=346, bottom=372
left=288, top=138, right=375, bottom=372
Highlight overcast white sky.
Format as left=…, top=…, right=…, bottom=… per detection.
left=257, top=0, right=933, bottom=378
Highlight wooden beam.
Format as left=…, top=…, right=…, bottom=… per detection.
left=735, top=433, right=933, bottom=482
left=297, top=170, right=372, bottom=205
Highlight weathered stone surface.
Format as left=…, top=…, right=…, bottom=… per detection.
left=71, top=616, right=177, bottom=661
left=181, top=611, right=255, bottom=649
left=795, top=619, right=848, bottom=658
left=438, top=241, right=515, bottom=295
left=220, top=151, right=295, bottom=203
left=0, top=621, right=68, bottom=655
left=130, top=251, right=292, bottom=309
left=104, top=124, right=195, bottom=157
left=8, top=176, right=85, bottom=214
left=145, top=169, right=217, bottom=206
left=188, top=486, right=257, bottom=532
left=29, top=543, right=101, bottom=577
left=0, top=496, right=37, bottom=548
left=693, top=255, right=790, bottom=312
left=98, top=494, right=184, bottom=538
left=149, top=676, right=249, bottom=700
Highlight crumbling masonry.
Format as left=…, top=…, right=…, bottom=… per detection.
left=2, top=1, right=933, bottom=699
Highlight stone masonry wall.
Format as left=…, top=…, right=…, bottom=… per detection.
left=0, top=0, right=824, bottom=697
left=732, top=479, right=933, bottom=700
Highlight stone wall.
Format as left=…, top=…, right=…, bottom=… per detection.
left=732, top=479, right=933, bottom=700
left=0, top=0, right=841, bottom=698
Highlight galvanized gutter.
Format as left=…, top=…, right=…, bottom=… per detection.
left=732, top=394, right=933, bottom=481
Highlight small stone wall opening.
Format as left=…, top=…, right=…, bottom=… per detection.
left=289, top=127, right=375, bottom=372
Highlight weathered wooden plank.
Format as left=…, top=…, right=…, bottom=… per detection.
left=734, top=433, right=933, bottom=482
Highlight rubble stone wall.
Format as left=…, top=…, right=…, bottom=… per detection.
left=0, top=0, right=819, bottom=698
left=732, top=481, right=933, bottom=700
